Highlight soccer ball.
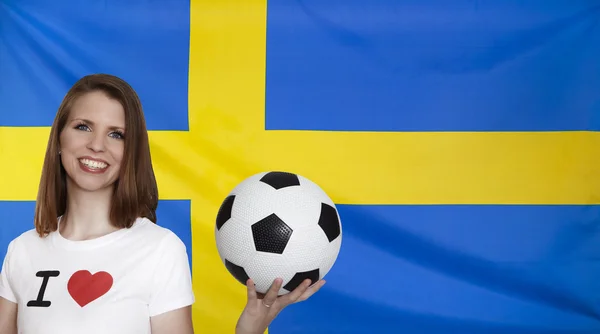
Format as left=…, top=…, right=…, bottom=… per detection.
left=215, top=171, right=342, bottom=295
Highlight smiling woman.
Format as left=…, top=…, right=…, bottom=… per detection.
left=0, top=74, right=194, bottom=334
left=62, top=94, right=126, bottom=176
left=35, top=75, right=157, bottom=236
left=0, top=73, right=323, bottom=334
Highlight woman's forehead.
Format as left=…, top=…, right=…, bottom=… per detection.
left=69, top=92, right=125, bottom=127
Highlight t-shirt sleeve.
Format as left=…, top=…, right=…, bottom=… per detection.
left=148, top=231, right=195, bottom=317
left=0, top=240, right=17, bottom=303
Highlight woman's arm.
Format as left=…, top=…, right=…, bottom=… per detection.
left=0, top=297, right=17, bottom=334
left=147, top=232, right=195, bottom=333
left=150, top=306, right=193, bottom=334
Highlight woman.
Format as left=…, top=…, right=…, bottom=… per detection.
left=0, top=74, right=324, bottom=334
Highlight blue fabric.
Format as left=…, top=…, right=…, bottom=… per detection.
left=270, top=204, right=600, bottom=333
left=0, top=0, right=190, bottom=130
left=265, top=0, right=600, bottom=131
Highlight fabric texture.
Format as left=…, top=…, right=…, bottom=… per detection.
left=0, top=218, right=194, bottom=334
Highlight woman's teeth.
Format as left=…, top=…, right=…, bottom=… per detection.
left=79, top=158, right=108, bottom=169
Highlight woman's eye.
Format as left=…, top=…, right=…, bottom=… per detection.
left=110, top=131, right=124, bottom=140
left=74, top=123, right=123, bottom=140
left=75, top=124, right=90, bottom=131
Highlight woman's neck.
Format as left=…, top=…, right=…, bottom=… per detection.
left=60, top=183, right=119, bottom=241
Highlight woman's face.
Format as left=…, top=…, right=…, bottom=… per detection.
left=59, top=91, right=126, bottom=193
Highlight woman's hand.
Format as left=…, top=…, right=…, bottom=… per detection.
left=235, top=277, right=326, bottom=334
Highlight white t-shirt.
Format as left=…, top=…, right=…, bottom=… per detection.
left=0, top=217, right=195, bottom=334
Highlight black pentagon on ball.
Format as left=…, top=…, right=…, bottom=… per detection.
left=283, top=269, right=320, bottom=292
left=260, top=171, right=300, bottom=190
left=318, top=203, right=341, bottom=242
left=216, top=195, right=235, bottom=231
left=251, top=213, right=293, bottom=254
left=225, top=259, right=250, bottom=285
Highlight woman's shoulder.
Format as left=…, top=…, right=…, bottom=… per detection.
left=129, top=218, right=190, bottom=265
left=1, top=228, right=45, bottom=259
left=6, top=228, right=46, bottom=247
left=131, top=217, right=188, bottom=250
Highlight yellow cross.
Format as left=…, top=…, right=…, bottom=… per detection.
left=1, top=0, right=599, bottom=332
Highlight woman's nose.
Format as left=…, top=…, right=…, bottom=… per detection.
left=86, top=133, right=106, bottom=152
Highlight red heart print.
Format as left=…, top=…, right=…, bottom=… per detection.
left=67, top=270, right=113, bottom=307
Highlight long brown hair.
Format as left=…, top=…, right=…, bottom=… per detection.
left=34, top=74, right=158, bottom=237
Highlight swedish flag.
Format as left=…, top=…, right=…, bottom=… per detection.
left=1, top=0, right=599, bottom=333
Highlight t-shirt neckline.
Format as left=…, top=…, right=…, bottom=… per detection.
left=51, top=217, right=144, bottom=251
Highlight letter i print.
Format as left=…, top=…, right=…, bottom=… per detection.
left=27, top=270, right=60, bottom=307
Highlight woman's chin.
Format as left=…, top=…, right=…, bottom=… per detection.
left=66, top=176, right=116, bottom=194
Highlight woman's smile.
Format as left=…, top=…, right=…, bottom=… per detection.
left=78, top=156, right=110, bottom=174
